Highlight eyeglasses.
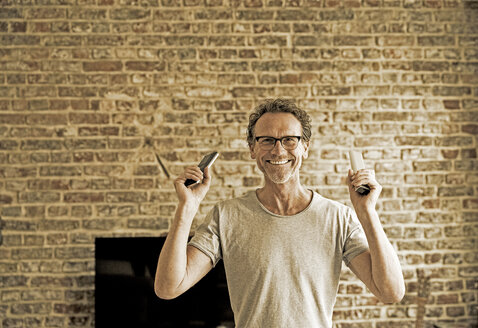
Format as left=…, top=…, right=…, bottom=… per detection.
left=255, top=136, right=301, bottom=151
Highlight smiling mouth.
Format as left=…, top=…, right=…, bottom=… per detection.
left=267, top=160, right=291, bottom=165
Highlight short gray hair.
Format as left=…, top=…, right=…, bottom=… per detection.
left=246, top=98, right=312, bottom=146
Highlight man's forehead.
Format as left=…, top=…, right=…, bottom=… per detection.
left=255, top=112, right=302, bottom=133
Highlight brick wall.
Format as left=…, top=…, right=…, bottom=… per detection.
left=1, top=0, right=477, bottom=327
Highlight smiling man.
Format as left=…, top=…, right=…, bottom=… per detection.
left=155, top=98, right=405, bottom=327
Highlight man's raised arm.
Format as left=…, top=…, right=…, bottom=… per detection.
left=154, top=167, right=213, bottom=300
left=346, top=169, right=405, bottom=304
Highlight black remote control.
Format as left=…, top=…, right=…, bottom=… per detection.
left=185, top=152, right=219, bottom=187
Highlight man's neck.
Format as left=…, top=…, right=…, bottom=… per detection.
left=256, top=180, right=312, bottom=216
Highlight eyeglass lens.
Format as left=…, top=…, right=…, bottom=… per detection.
left=258, top=137, right=299, bottom=150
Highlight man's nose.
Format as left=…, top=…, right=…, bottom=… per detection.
left=270, top=139, right=287, bottom=154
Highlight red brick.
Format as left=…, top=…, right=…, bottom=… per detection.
left=443, top=99, right=461, bottom=109
left=462, top=124, right=478, bottom=134
left=441, top=149, right=459, bottom=159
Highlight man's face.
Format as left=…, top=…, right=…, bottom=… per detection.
left=249, top=112, right=309, bottom=185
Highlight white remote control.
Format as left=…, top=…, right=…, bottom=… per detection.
left=349, top=151, right=370, bottom=195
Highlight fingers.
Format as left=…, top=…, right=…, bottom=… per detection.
left=349, top=169, right=377, bottom=190
left=173, top=165, right=213, bottom=206
left=184, top=166, right=203, bottom=182
left=174, top=166, right=203, bottom=186
left=175, top=166, right=214, bottom=188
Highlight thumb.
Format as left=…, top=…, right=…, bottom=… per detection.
left=347, top=169, right=353, bottom=183
left=346, top=169, right=355, bottom=191
left=202, top=167, right=212, bottom=185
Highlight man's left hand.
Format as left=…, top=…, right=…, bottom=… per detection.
left=347, top=169, right=382, bottom=215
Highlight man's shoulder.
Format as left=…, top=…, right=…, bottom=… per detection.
left=215, top=189, right=255, bottom=210
left=311, top=191, right=352, bottom=214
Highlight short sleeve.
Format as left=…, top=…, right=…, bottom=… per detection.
left=342, top=208, right=369, bottom=266
left=188, top=205, right=222, bottom=267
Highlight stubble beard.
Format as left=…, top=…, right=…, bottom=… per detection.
left=260, top=158, right=301, bottom=185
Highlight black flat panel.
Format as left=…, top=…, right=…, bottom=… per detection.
left=95, top=237, right=233, bottom=328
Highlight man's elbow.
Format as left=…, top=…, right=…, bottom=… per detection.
left=154, top=282, right=181, bottom=300
left=155, top=289, right=175, bottom=300
left=379, top=285, right=406, bottom=304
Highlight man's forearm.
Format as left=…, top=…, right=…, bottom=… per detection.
left=155, top=202, right=198, bottom=299
left=357, top=209, right=405, bottom=303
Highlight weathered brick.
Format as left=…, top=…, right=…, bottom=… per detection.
left=53, top=303, right=93, bottom=314
left=373, top=112, right=410, bottom=121
left=1, top=35, right=41, bottom=46
left=413, top=161, right=452, bottom=172
left=334, top=36, right=374, bottom=46
left=184, top=86, right=224, bottom=98
left=110, top=8, right=150, bottom=20
left=39, top=166, right=82, bottom=177
left=0, top=140, right=19, bottom=151
left=12, top=248, right=53, bottom=260
left=236, top=10, right=274, bottom=20
left=293, top=61, right=332, bottom=72
left=83, top=61, right=122, bottom=72
left=19, top=192, right=61, bottom=203
left=413, top=61, right=450, bottom=71
left=0, top=8, right=23, bottom=19
left=127, top=218, right=169, bottom=230
left=433, top=86, right=471, bottom=96
left=319, top=9, right=354, bottom=20
left=276, top=9, right=317, bottom=20
left=11, top=303, right=52, bottom=315
left=30, top=276, right=74, bottom=287
left=0, top=276, right=28, bottom=287
left=314, top=85, right=351, bottom=96
left=64, top=139, right=107, bottom=150
left=438, top=186, right=474, bottom=197
left=39, top=219, right=80, bottom=231
left=26, top=114, right=68, bottom=126
left=64, top=192, right=105, bottom=203
left=0, top=114, right=25, bottom=124
left=436, top=136, right=474, bottom=147
left=443, top=99, right=461, bottom=110
left=418, top=35, right=456, bottom=46
left=293, top=35, right=332, bottom=47
left=125, top=61, right=166, bottom=71
left=106, top=192, right=147, bottom=203
left=26, top=8, right=65, bottom=19
left=0, top=22, right=8, bottom=33
left=55, top=247, right=94, bottom=259
left=69, top=113, right=109, bottom=125
left=67, top=8, right=106, bottom=19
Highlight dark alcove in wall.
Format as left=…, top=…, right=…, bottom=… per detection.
left=95, top=237, right=234, bottom=328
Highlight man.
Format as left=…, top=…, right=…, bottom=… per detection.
left=155, top=98, right=405, bottom=327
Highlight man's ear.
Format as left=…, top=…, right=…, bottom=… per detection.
left=249, top=143, right=256, bottom=159
left=302, top=140, right=310, bottom=160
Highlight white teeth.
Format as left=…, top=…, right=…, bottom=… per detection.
left=269, top=160, right=289, bottom=165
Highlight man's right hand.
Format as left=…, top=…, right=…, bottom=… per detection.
left=174, top=166, right=212, bottom=208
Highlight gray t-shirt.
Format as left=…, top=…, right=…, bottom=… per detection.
left=189, top=190, right=369, bottom=328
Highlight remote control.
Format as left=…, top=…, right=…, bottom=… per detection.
left=185, top=152, right=219, bottom=187
left=349, top=151, right=370, bottom=195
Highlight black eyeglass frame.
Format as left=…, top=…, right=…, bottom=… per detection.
left=254, top=136, right=302, bottom=150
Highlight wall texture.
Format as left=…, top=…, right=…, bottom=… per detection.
left=0, top=0, right=477, bottom=327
